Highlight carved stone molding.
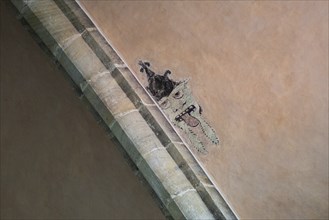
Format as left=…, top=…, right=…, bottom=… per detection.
left=10, top=0, right=237, bottom=219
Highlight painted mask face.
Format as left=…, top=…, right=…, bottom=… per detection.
left=139, top=61, right=219, bottom=154
left=159, top=80, right=219, bottom=154
left=159, top=80, right=200, bottom=127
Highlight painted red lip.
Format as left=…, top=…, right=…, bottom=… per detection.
left=175, top=105, right=196, bottom=121
left=175, top=105, right=200, bottom=127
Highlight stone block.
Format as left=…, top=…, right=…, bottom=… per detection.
left=114, top=67, right=154, bottom=106
left=115, top=111, right=164, bottom=157
left=172, top=189, right=214, bottom=220
left=54, top=0, right=94, bottom=33
left=28, top=0, right=77, bottom=46
left=146, top=105, right=182, bottom=143
left=62, top=37, right=106, bottom=81
left=86, top=30, right=124, bottom=67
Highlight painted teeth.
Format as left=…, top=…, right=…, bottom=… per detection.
left=175, top=105, right=196, bottom=121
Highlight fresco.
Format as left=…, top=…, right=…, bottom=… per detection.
left=79, top=1, right=328, bottom=219
left=139, top=61, right=219, bottom=154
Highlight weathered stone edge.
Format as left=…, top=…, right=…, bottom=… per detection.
left=10, top=0, right=237, bottom=219
left=68, top=2, right=237, bottom=219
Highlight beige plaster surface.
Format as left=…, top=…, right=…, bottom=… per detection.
left=0, top=1, right=165, bottom=219
left=79, top=1, right=329, bottom=219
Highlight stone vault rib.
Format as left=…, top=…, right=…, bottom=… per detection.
left=10, top=0, right=238, bottom=219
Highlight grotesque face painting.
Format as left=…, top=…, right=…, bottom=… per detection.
left=139, top=61, right=219, bottom=154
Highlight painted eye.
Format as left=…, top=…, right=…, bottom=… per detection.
left=173, top=91, right=184, bottom=99
left=160, top=100, right=170, bottom=109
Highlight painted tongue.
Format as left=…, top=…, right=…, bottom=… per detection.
left=181, top=114, right=200, bottom=127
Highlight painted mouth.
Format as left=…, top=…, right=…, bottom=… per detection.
left=175, top=105, right=200, bottom=127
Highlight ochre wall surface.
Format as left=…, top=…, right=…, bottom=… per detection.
left=0, top=1, right=164, bottom=219
left=79, top=1, right=328, bottom=219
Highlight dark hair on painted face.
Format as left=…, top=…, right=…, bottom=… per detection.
left=139, top=61, right=179, bottom=100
